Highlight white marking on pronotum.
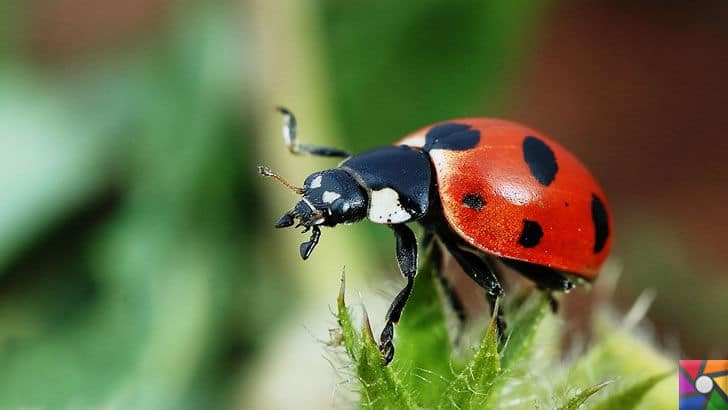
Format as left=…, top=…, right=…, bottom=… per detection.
left=310, top=175, right=322, bottom=188
left=368, top=188, right=411, bottom=224
left=398, top=133, right=426, bottom=148
left=322, top=191, right=341, bottom=204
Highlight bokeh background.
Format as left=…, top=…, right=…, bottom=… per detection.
left=1, top=0, right=727, bottom=408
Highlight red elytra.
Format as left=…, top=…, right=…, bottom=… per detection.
left=397, top=118, right=612, bottom=280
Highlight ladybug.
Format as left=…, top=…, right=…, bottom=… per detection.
left=259, top=107, right=612, bottom=365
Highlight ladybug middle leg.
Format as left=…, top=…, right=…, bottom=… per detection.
left=276, top=107, right=350, bottom=158
left=440, top=239, right=507, bottom=339
left=379, top=223, right=418, bottom=365
left=499, top=258, right=575, bottom=313
left=422, top=232, right=468, bottom=339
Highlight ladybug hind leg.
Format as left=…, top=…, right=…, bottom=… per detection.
left=441, top=239, right=507, bottom=341
left=499, top=258, right=574, bottom=313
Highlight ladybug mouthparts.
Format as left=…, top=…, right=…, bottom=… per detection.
left=274, top=201, right=324, bottom=260
left=257, top=165, right=326, bottom=260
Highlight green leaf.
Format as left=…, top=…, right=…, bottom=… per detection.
left=335, top=239, right=678, bottom=410
left=393, top=250, right=453, bottom=403
left=358, top=317, right=418, bottom=410
left=438, top=308, right=502, bottom=409
left=478, top=294, right=550, bottom=408
left=557, top=381, right=612, bottom=410
left=590, top=372, right=671, bottom=410
left=500, top=294, right=550, bottom=370
left=558, top=314, right=676, bottom=409
left=336, top=273, right=361, bottom=360
left=336, top=273, right=418, bottom=410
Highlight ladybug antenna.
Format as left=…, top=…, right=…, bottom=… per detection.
left=257, top=166, right=304, bottom=195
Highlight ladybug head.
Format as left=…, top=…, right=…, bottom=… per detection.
left=259, top=167, right=367, bottom=259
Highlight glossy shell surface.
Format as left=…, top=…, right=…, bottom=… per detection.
left=398, top=118, right=612, bottom=278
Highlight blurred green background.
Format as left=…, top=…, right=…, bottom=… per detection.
left=1, top=0, right=727, bottom=408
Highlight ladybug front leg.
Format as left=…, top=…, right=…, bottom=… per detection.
left=379, top=223, right=418, bottom=365
left=442, top=241, right=507, bottom=339
left=276, top=107, right=350, bottom=158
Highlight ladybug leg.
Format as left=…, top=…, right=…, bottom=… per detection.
left=276, top=107, right=350, bottom=158
left=421, top=230, right=436, bottom=254
left=422, top=232, right=468, bottom=335
left=435, top=267, right=468, bottom=327
left=442, top=241, right=507, bottom=340
left=499, top=258, right=574, bottom=313
left=544, top=293, right=559, bottom=313
left=379, top=224, right=418, bottom=365
left=480, top=257, right=508, bottom=340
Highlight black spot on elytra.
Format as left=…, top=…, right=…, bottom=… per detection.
left=523, top=136, right=558, bottom=186
left=518, top=219, right=543, bottom=248
left=591, top=194, right=609, bottom=253
left=462, top=193, right=485, bottom=211
left=423, top=123, right=480, bottom=152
